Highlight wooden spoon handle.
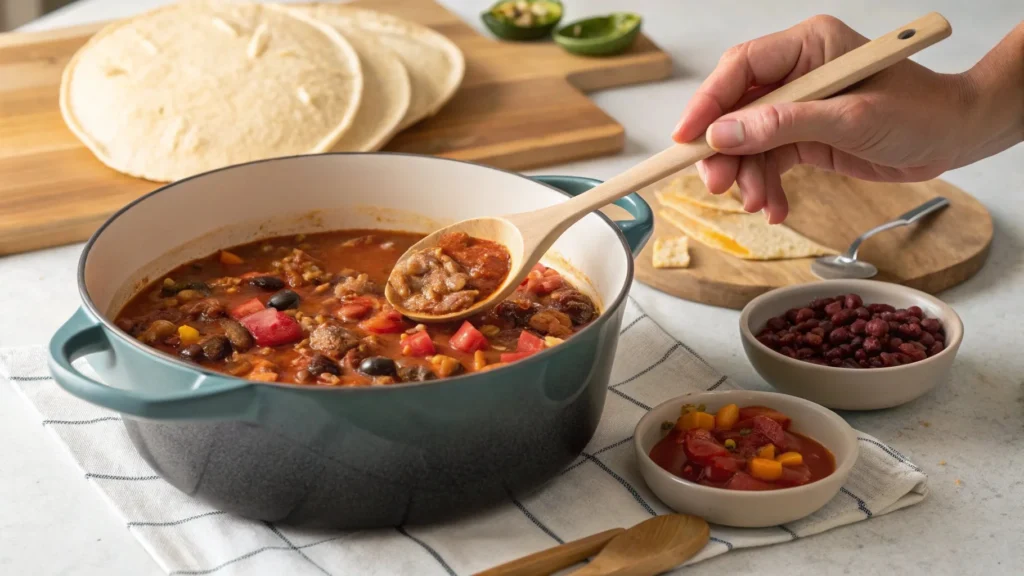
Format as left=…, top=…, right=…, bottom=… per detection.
left=550, top=12, right=952, bottom=224
left=472, top=528, right=626, bottom=576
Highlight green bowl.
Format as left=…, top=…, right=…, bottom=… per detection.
left=481, top=0, right=563, bottom=41
left=554, top=12, right=642, bottom=57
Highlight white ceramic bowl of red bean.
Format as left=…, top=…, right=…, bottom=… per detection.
left=739, top=279, right=963, bottom=411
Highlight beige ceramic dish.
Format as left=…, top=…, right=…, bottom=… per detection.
left=739, top=279, right=964, bottom=411
left=635, top=390, right=858, bottom=528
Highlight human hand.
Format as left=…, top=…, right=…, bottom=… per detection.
left=672, top=15, right=1024, bottom=224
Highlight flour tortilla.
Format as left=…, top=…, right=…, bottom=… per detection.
left=659, top=204, right=837, bottom=261
left=330, top=27, right=411, bottom=151
left=293, top=4, right=465, bottom=130
left=655, top=174, right=746, bottom=213
left=60, top=0, right=364, bottom=182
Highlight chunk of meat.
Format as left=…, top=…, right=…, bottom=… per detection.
left=528, top=309, right=573, bottom=338
left=181, top=298, right=226, bottom=320
left=725, top=472, right=775, bottom=491
left=737, top=406, right=792, bottom=430
left=199, top=335, right=231, bottom=361
left=682, top=428, right=729, bottom=467
left=493, top=297, right=540, bottom=327
left=548, top=288, right=597, bottom=325
left=309, top=323, right=361, bottom=357
left=398, top=364, right=436, bottom=382
left=334, top=273, right=381, bottom=297
left=219, top=319, right=253, bottom=352
left=751, top=415, right=786, bottom=447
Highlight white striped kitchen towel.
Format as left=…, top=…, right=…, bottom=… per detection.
left=3, top=296, right=927, bottom=576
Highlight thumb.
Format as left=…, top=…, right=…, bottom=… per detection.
left=705, top=98, right=867, bottom=154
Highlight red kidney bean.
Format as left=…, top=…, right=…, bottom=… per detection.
left=895, top=353, right=914, bottom=365
left=898, top=323, right=923, bottom=339
left=907, top=306, right=924, bottom=319
left=845, top=294, right=863, bottom=309
left=839, top=344, right=853, bottom=357
left=880, top=352, right=897, bottom=367
left=824, top=347, right=843, bottom=361
left=919, top=332, right=935, bottom=347
left=888, top=321, right=901, bottom=332
left=850, top=319, right=868, bottom=335
left=899, top=343, right=927, bottom=362
left=779, top=332, right=798, bottom=346
left=854, top=348, right=868, bottom=362
left=863, top=336, right=882, bottom=354
left=796, top=347, right=815, bottom=359
left=832, top=309, right=856, bottom=326
left=786, top=309, right=801, bottom=323
left=854, top=307, right=871, bottom=320
left=829, top=327, right=851, bottom=344
left=928, top=341, right=944, bottom=356
left=849, top=336, right=863, bottom=349
left=824, top=301, right=845, bottom=316
left=779, top=346, right=796, bottom=358
left=809, top=297, right=836, bottom=311
left=865, top=318, right=888, bottom=337
left=804, top=332, right=823, bottom=347
left=810, top=326, right=826, bottom=337
left=868, top=357, right=884, bottom=368
left=934, top=331, right=945, bottom=343
left=894, top=310, right=909, bottom=322
left=842, top=359, right=861, bottom=369
left=796, top=319, right=820, bottom=332
left=880, top=311, right=895, bottom=321
left=819, top=321, right=834, bottom=334
left=920, top=318, right=942, bottom=333
left=869, top=303, right=896, bottom=314
left=888, top=337, right=903, bottom=351
left=809, top=358, right=828, bottom=366
left=859, top=359, right=870, bottom=368
left=757, top=333, right=779, bottom=348
left=795, top=308, right=816, bottom=323
left=829, top=358, right=843, bottom=367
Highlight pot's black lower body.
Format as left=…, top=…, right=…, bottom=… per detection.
left=120, top=301, right=624, bottom=528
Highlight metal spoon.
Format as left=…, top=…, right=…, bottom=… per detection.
left=811, top=196, right=950, bottom=280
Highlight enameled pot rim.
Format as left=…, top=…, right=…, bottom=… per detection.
left=76, top=152, right=637, bottom=393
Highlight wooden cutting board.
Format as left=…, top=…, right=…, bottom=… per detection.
left=0, top=0, right=671, bottom=256
left=633, top=166, right=993, bottom=309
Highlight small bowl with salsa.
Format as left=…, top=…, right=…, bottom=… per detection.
left=634, top=390, right=858, bottom=528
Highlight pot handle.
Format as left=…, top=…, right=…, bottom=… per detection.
left=532, top=175, right=654, bottom=257
left=47, top=308, right=259, bottom=421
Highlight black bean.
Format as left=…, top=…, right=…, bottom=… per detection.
left=179, top=344, right=204, bottom=362
left=308, top=354, right=340, bottom=376
left=267, top=289, right=300, bottom=311
left=199, top=335, right=231, bottom=361
left=358, top=356, right=397, bottom=377
left=248, top=276, right=285, bottom=291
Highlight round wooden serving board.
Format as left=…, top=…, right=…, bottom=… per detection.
left=633, top=165, right=993, bottom=310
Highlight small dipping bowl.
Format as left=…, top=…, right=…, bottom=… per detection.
left=740, top=279, right=964, bottom=411
left=635, top=390, right=858, bottom=528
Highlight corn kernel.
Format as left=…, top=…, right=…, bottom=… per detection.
left=480, top=324, right=500, bottom=337
left=724, top=439, right=737, bottom=450
left=473, top=350, right=486, bottom=371
left=544, top=336, right=564, bottom=347
left=177, top=325, right=200, bottom=345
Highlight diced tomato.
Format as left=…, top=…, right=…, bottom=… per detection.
left=519, top=263, right=547, bottom=287
left=449, top=321, right=488, bottom=353
left=704, top=454, right=744, bottom=483
left=777, top=463, right=813, bottom=487
left=239, top=308, right=302, bottom=347
left=500, top=351, right=534, bottom=363
left=682, top=428, right=729, bottom=467
left=516, top=331, right=545, bottom=354
left=751, top=415, right=786, bottom=447
left=404, top=330, right=436, bottom=357
left=738, top=406, right=792, bottom=430
left=359, top=309, right=405, bottom=334
left=230, top=297, right=264, bottom=319
left=339, top=303, right=371, bottom=321
left=725, top=472, right=775, bottom=491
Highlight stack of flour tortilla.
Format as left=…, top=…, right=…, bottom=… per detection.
left=59, top=0, right=465, bottom=182
left=651, top=174, right=836, bottom=268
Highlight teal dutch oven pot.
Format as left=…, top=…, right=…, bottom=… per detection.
left=47, top=153, right=652, bottom=528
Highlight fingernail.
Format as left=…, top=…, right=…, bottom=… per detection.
left=707, top=120, right=744, bottom=149
left=763, top=208, right=772, bottom=223
left=695, top=161, right=706, bottom=184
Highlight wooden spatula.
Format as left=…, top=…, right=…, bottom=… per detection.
left=474, top=514, right=710, bottom=576
left=386, top=13, right=952, bottom=324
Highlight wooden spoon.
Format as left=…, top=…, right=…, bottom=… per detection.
left=387, top=13, right=952, bottom=324
left=474, top=514, right=710, bottom=576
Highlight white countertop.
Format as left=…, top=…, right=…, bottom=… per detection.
left=3, top=1, right=1022, bottom=574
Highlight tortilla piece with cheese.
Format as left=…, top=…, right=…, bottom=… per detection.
left=659, top=204, right=837, bottom=261
left=655, top=174, right=745, bottom=213
left=652, top=236, right=690, bottom=268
